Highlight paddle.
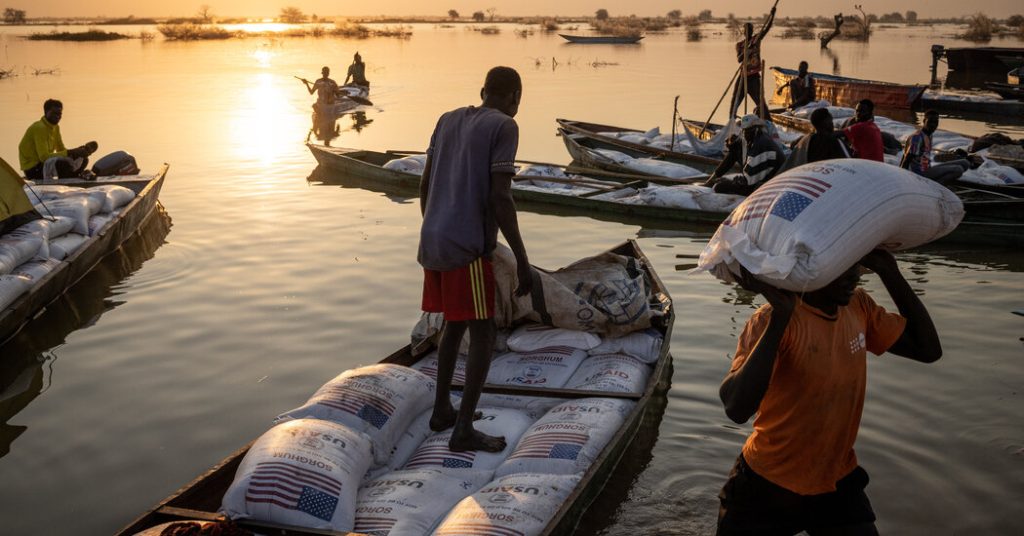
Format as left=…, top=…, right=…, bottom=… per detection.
left=343, top=94, right=374, bottom=106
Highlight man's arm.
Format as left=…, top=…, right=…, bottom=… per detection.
left=756, top=6, right=777, bottom=41
left=898, top=136, right=918, bottom=170
left=719, top=269, right=795, bottom=423
left=705, top=136, right=742, bottom=185
left=419, top=154, right=432, bottom=216
left=490, top=172, right=532, bottom=297
left=859, top=250, right=942, bottom=363
left=304, top=79, right=316, bottom=95
left=31, top=125, right=65, bottom=162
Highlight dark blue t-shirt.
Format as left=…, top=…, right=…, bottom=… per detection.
left=418, top=106, right=519, bottom=271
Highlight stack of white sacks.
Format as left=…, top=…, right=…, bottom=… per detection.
left=0, top=184, right=135, bottom=309
left=216, top=322, right=662, bottom=535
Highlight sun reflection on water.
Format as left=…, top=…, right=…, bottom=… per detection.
left=228, top=72, right=304, bottom=173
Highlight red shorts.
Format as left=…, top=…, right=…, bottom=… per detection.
left=422, top=257, right=495, bottom=322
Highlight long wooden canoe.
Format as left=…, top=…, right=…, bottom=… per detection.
left=559, top=129, right=709, bottom=184
left=307, top=144, right=733, bottom=226
left=555, top=118, right=726, bottom=173
left=0, top=166, right=168, bottom=346
left=115, top=239, right=675, bottom=536
left=559, top=34, right=643, bottom=44
left=772, top=66, right=926, bottom=110
left=941, top=46, right=1024, bottom=72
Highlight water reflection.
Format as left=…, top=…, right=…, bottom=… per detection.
left=0, top=208, right=171, bottom=459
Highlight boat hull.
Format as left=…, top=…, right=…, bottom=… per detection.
left=772, top=66, right=926, bottom=110
left=559, top=34, right=643, bottom=44
left=943, top=47, right=1024, bottom=72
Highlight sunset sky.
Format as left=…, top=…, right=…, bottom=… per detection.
left=12, top=1, right=1024, bottom=19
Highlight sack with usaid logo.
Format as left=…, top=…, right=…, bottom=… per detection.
left=696, top=160, right=963, bottom=292
left=565, top=354, right=651, bottom=394
left=431, top=473, right=581, bottom=536
left=402, top=407, right=534, bottom=474
left=220, top=419, right=373, bottom=532
left=354, top=468, right=492, bottom=536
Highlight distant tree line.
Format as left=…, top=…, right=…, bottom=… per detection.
left=3, top=7, right=26, bottom=24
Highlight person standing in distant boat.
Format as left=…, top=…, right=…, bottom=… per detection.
left=716, top=251, right=942, bottom=536
left=344, top=52, right=370, bottom=88
left=302, top=66, right=339, bottom=112
left=777, top=61, right=817, bottom=110
left=839, top=99, right=884, bottom=162
left=900, top=110, right=974, bottom=185
left=19, top=99, right=98, bottom=181
left=418, top=66, right=533, bottom=453
left=730, top=6, right=777, bottom=118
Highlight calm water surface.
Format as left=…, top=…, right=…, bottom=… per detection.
left=0, top=23, right=1022, bottom=535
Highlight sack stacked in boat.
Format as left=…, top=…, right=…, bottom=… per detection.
left=402, top=407, right=533, bottom=474
left=479, top=346, right=588, bottom=415
left=382, top=154, right=428, bottom=174
left=491, top=244, right=653, bottom=338
left=276, top=364, right=436, bottom=465
left=221, top=418, right=372, bottom=533
left=592, top=148, right=705, bottom=180
left=354, top=468, right=492, bottom=535
left=620, top=184, right=744, bottom=213
left=696, top=160, right=964, bottom=291
left=959, top=159, right=1024, bottom=186
left=565, top=354, right=652, bottom=393
left=496, top=397, right=635, bottom=478
left=431, top=473, right=581, bottom=536
left=410, top=313, right=510, bottom=355
left=589, top=327, right=663, bottom=364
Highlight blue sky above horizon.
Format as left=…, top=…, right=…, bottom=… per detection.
left=11, top=1, right=1024, bottom=19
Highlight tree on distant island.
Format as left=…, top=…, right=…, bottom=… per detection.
left=595, top=9, right=609, bottom=21
left=197, top=5, right=213, bottom=24
left=486, top=7, right=497, bottom=21
left=448, top=9, right=459, bottom=20
left=698, top=9, right=713, bottom=22
left=905, top=11, right=917, bottom=23
left=3, top=7, right=26, bottom=24
left=667, top=10, right=682, bottom=20
left=472, top=11, right=485, bottom=22
left=1007, top=14, right=1023, bottom=26
left=279, top=6, right=306, bottom=24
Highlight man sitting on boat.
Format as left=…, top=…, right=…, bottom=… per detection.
left=838, top=100, right=884, bottom=162
left=418, top=66, right=532, bottom=452
left=717, top=252, right=941, bottom=536
left=18, top=99, right=98, bottom=181
left=777, top=61, right=816, bottom=110
left=900, top=110, right=973, bottom=185
left=301, top=66, right=339, bottom=111
left=344, top=52, right=370, bottom=88
left=782, top=108, right=850, bottom=170
left=730, top=6, right=776, bottom=118
left=705, top=115, right=786, bottom=196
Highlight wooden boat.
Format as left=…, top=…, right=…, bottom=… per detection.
left=559, top=34, right=643, bottom=44
left=115, top=239, right=676, bottom=536
left=306, top=144, right=733, bottom=226
left=559, top=128, right=709, bottom=184
left=939, top=46, right=1024, bottom=72
left=556, top=118, right=727, bottom=174
left=0, top=167, right=168, bottom=346
left=314, top=85, right=371, bottom=117
left=982, top=83, right=1024, bottom=102
left=771, top=66, right=927, bottom=110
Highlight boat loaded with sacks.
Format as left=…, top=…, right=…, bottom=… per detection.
left=117, top=239, right=675, bottom=536
left=0, top=159, right=168, bottom=346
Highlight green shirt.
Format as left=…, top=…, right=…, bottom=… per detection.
left=18, top=117, right=67, bottom=171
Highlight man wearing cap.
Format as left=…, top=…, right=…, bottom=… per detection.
left=19, top=99, right=98, bottom=181
left=344, top=52, right=369, bottom=88
left=705, top=115, right=787, bottom=196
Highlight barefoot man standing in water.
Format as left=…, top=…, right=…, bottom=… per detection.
left=418, top=66, right=532, bottom=452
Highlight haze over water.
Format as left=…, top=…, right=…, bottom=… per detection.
left=0, top=22, right=1022, bottom=535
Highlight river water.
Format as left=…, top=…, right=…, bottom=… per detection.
left=0, top=22, right=1021, bottom=535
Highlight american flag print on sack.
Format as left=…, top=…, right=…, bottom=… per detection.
left=727, top=176, right=833, bottom=225
left=354, top=517, right=397, bottom=535
left=418, top=360, right=466, bottom=383
left=434, top=523, right=526, bottom=536
left=405, top=443, right=477, bottom=469
left=245, top=462, right=341, bottom=522
left=508, top=431, right=589, bottom=461
left=317, top=389, right=395, bottom=429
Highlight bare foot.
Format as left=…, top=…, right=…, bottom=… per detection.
left=449, top=428, right=506, bottom=453
left=429, top=406, right=483, bottom=432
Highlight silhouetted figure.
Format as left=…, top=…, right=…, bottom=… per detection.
left=730, top=7, right=777, bottom=118
left=777, top=61, right=817, bottom=110
left=302, top=66, right=339, bottom=116
left=839, top=100, right=884, bottom=162
left=782, top=107, right=850, bottom=171
left=900, top=110, right=974, bottom=185
left=344, top=52, right=370, bottom=88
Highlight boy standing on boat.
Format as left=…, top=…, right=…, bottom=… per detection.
left=716, top=252, right=942, bottom=535
left=418, top=66, right=532, bottom=452
left=900, top=110, right=973, bottom=185
left=730, top=7, right=777, bottom=118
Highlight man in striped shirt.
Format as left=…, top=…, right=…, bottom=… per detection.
left=705, top=115, right=787, bottom=196
left=900, top=110, right=972, bottom=185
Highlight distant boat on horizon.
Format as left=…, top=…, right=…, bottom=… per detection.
left=559, top=33, right=644, bottom=44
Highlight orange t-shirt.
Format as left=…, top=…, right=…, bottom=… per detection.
left=730, top=288, right=906, bottom=495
